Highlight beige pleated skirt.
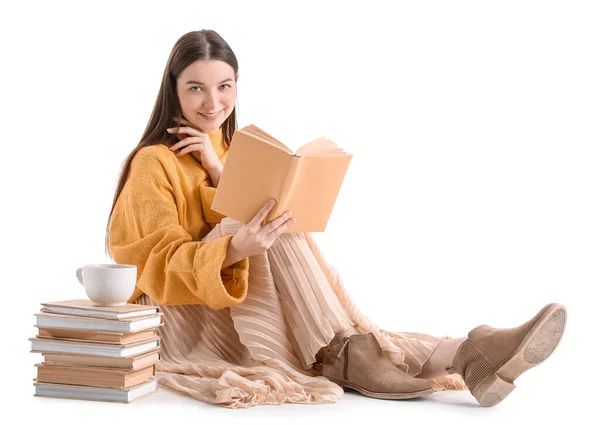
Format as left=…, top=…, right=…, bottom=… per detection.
left=134, top=218, right=467, bottom=408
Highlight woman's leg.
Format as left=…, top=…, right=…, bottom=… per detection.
left=314, top=325, right=360, bottom=364
left=266, top=231, right=359, bottom=369
left=415, top=337, right=467, bottom=379
left=210, top=218, right=359, bottom=371
left=446, top=303, right=566, bottom=407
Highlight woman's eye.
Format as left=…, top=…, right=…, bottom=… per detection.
left=190, top=84, right=230, bottom=92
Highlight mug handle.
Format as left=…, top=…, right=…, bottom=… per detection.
left=76, top=267, right=84, bottom=285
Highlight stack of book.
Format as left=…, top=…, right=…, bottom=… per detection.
left=30, top=299, right=164, bottom=403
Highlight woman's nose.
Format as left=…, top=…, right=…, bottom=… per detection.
left=203, top=90, right=218, bottom=107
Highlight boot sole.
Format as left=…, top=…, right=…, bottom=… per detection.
left=329, top=379, right=434, bottom=400
left=473, top=303, right=567, bottom=407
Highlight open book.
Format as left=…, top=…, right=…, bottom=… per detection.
left=212, top=125, right=352, bottom=232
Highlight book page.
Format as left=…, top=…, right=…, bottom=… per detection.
left=296, top=137, right=347, bottom=156
left=240, top=125, right=292, bottom=154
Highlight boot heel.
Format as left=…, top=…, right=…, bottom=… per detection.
left=473, top=373, right=516, bottom=407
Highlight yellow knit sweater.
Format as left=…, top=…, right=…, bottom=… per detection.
left=108, top=130, right=250, bottom=309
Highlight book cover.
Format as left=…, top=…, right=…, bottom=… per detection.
left=212, top=124, right=352, bottom=232
left=36, top=363, right=155, bottom=389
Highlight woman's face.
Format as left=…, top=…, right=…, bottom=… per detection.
left=176, top=59, right=238, bottom=133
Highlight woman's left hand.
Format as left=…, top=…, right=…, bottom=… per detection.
left=167, top=117, right=223, bottom=185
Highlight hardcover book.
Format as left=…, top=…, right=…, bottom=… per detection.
left=36, top=363, right=155, bottom=389
left=33, top=379, right=158, bottom=403
left=40, top=299, right=159, bottom=320
left=30, top=336, right=160, bottom=358
left=36, top=328, right=156, bottom=345
left=42, top=349, right=161, bottom=370
left=34, top=312, right=164, bottom=333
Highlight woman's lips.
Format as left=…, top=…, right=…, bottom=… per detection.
left=199, top=111, right=221, bottom=121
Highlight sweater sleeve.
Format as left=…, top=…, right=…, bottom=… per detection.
left=108, top=149, right=249, bottom=309
left=199, top=185, right=228, bottom=228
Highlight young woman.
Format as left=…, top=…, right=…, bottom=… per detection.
left=106, top=29, right=567, bottom=409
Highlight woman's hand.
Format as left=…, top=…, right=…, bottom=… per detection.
left=167, top=117, right=223, bottom=185
left=223, top=199, right=295, bottom=267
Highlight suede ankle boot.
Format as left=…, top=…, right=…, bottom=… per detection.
left=447, top=302, right=567, bottom=407
left=322, top=332, right=433, bottom=400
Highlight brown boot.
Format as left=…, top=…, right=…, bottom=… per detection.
left=448, top=303, right=567, bottom=407
left=322, top=332, right=433, bottom=400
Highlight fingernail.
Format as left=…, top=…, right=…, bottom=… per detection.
left=166, top=128, right=173, bottom=132
left=269, top=199, right=275, bottom=206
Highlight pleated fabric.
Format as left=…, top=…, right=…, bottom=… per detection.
left=135, top=217, right=467, bottom=408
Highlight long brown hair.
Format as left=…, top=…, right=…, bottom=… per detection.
left=105, top=29, right=239, bottom=260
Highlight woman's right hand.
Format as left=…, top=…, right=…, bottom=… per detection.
left=226, top=199, right=295, bottom=264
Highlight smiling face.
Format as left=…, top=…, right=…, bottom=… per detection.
left=176, top=59, right=238, bottom=133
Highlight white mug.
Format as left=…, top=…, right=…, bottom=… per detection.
left=76, top=264, right=137, bottom=307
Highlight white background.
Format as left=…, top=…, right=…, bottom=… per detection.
left=1, top=0, right=598, bottom=422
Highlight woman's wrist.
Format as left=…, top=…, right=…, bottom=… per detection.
left=222, top=239, right=244, bottom=270
left=208, top=163, right=224, bottom=187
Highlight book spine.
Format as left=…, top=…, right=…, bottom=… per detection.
left=267, top=156, right=301, bottom=223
